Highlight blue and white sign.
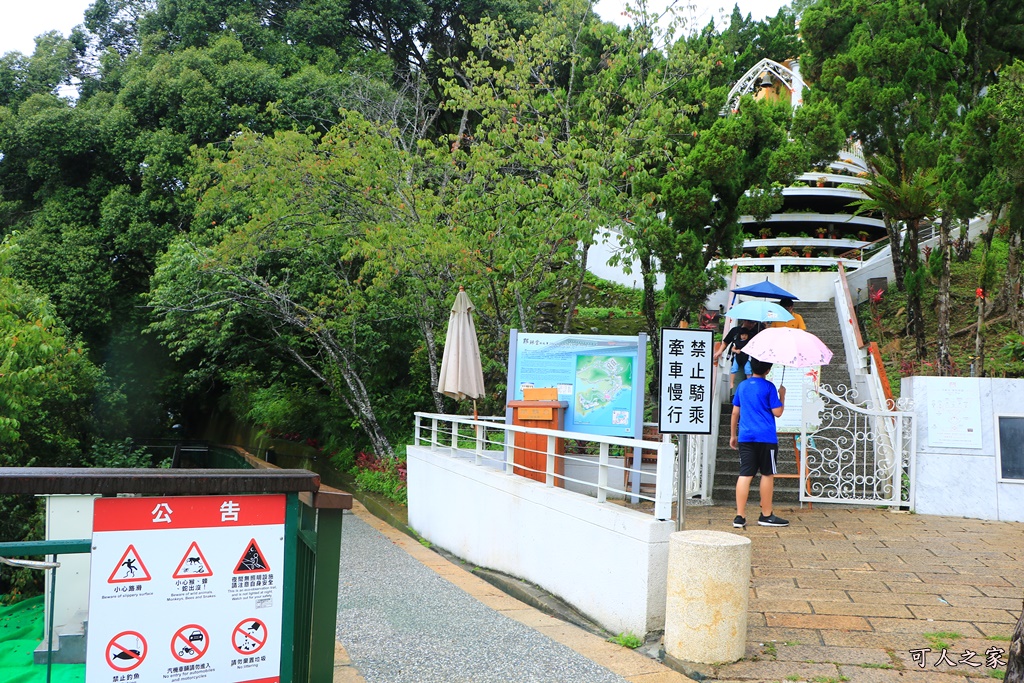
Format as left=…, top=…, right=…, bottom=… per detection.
left=507, top=332, right=646, bottom=437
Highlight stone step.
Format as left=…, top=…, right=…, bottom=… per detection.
left=711, top=297, right=853, bottom=505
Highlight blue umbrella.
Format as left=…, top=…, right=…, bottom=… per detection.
left=726, top=300, right=794, bottom=323
left=731, top=279, right=798, bottom=300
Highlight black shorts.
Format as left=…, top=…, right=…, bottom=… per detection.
left=738, top=442, right=778, bottom=477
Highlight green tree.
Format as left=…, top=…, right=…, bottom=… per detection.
left=853, top=156, right=938, bottom=362
left=804, top=0, right=1024, bottom=368
left=0, top=32, right=82, bottom=107
left=654, top=92, right=823, bottom=327
left=979, top=60, right=1024, bottom=365
left=0, top=236, right=128, bottom=599
left=148, top=112, right=447, bottom=457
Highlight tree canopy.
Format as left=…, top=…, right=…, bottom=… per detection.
left=1, top=0, right=1023, bottom=464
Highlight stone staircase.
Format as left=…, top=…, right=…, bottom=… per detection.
left=711, top=301, right=850, bottom=505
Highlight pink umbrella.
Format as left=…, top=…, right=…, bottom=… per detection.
left=742, top=327, right=832, bottom=380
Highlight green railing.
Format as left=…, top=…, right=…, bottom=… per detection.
left=0, top=467, right=350, bottom=683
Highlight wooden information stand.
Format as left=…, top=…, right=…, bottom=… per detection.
left=508, top=388, right=568, bottom=486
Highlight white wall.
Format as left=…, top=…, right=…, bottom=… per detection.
left=903, top=377, right=1024, bottom=522
left=406, top=445, right=674, bottom=637
left=707, top=269, right=846, bottom=309
left=587, top=230, right=665, bottom=290
left=45, top=495, right=97, bottom=637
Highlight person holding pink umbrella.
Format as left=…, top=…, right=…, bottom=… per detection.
left=730, top=357, right=789, bottom=529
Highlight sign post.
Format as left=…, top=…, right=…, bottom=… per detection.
left=86, top=494, right=286, bottom=683
left=658, top=328, right=714, bottom=531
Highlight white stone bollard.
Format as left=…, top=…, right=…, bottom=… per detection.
left=664, top=530, right=750, bottom=664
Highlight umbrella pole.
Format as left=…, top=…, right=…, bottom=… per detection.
left=473, top=400, right=478, bottom=420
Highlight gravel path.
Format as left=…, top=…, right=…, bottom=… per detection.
left=335, top=512, right=630, bottom=683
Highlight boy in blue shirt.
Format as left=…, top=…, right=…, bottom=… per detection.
left=729, top=357, right=788, bottom=528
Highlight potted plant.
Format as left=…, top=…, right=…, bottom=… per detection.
left=816, top=176, right=827, bottom=187
left=759, top=226, right=773, bottom=239
left=756, top=245, right=768, bottom=258
left=777, top=246, right=798, bottom=257
left=857, top=230, right=870, bottom=242
left=816, top=227, right=828, bottom=238
left=802, top=245, right=814, bottom=257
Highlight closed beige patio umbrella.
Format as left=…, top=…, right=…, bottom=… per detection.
left=437, top=287, right=486, bottom=417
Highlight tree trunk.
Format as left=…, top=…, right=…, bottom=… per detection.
left=562, top=242, right=590, bottom=333
left=1008, top=231, right=1022, bottom=335
left=972, top=215, right=1002, bottom=376
left=885, top=215, right=906, bottom=291
left=935, top=213, right=952, bottom=375
left=640, top=251, right=660, bottom=385
left=284, top=334, right=395, bottom=459
left=974, top=296, right=986, bottom=377
left=905, top=219, right=927, bottom=361
left=421, top=313, right=446, bottom=413
left=1007, top=598, right=1024, bottom=683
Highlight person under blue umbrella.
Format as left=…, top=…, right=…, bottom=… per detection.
left=713, top=318, right=762, bottom=397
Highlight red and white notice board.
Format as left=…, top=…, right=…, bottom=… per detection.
left=85, top=494, right=286, bottom=683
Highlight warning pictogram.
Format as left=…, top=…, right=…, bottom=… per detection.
left=232, top=618, right=267, bottom=655
left=234, top=538, right=270, bottom=574
left=171, top=624, right=209, bottom=663
left=107, top=545, right=152, bottom=583
left=106, top=630, right=147, bottom=671
left=173, top=542, right=214, bottom=578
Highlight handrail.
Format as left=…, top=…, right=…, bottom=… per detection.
left=837, top=262, right=897, bottom=404
left=414, top=412, right=677, bottom=520
left=419, top=412, right=666, bottom=450
left=0, top=539, right=92, bottom=555
left=837, top=262, right=865, bottom=349
left=868, top=341, right=895, bottom=406
left=0, top=467, right=321, bottom=495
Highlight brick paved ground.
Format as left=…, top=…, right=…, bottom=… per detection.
left=679, top=503, right=1024, bottom=682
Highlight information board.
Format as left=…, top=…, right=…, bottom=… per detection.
left=996, top=415, right=1024, bottom=481
left=765, top=365, right=821, bottom=434
left=658, top=328, right=713, bottom=434
left=508, top=332, right=646, bottom=438
left=86, top=494, right=285, bottom=683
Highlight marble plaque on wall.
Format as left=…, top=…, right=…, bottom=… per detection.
left=926, top=378, right=983, bottom=449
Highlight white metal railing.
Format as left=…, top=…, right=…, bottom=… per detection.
left=722, top=256, right=866, bottom=272
left=828, top=265, right=915, bottom=508
left=413, top=412, right=677, bottom=520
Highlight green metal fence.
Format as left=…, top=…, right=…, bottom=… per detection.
left=0, top=467, right=350, bottom=683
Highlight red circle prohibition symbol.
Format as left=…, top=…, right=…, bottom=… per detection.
left=171, top=624, right=210, bottom=663
left=106, top=630, right=147, bottom=671
left=232, top=618, right=268, bottom=655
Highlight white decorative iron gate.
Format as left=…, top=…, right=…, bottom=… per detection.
left=799, top=384, right=916, bottom=507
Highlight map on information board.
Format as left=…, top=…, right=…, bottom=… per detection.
left=510, top=333, right=644, bottom=437
left=573, top=355, right=634, bottom=427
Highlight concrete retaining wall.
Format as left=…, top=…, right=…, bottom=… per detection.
left=406, top=445, right=674, bottom=637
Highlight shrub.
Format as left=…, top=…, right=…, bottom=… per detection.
left=352, top=452, right=408, bottom=504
